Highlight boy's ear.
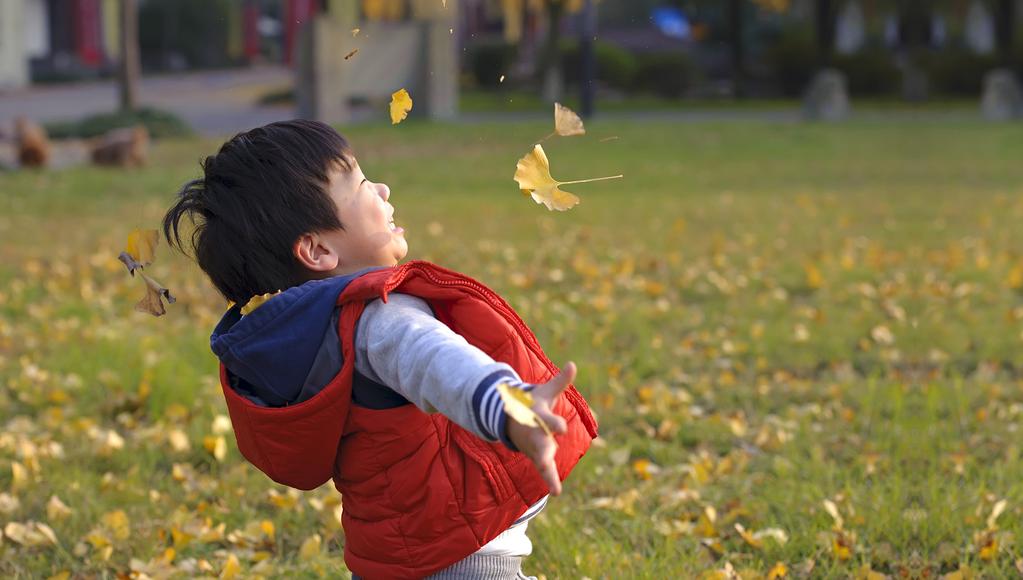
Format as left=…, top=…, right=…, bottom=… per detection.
left=293, top=232, right=341, bottom=273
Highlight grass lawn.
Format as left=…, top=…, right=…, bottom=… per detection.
left=2, top=119, right=1023, bottom=578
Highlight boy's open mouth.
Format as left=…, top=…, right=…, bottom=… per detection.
left=388, top=217, right=403, bottom=233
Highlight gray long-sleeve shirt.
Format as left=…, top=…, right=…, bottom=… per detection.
left=354, top=293, right=523, bottom=446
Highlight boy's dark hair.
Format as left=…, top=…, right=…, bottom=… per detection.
left=163, top=119, right=353, bottom=305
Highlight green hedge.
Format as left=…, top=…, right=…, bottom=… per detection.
left=633, top=52, right=698, bottom=98
left=560, top=41, right=638, bottom=91
left=44, top=108, right=194, bottom=140
left=832, top=48, right=901, bottom=97
left=768, top=27, right=817, bottom=97
left=466, top=41, right=519, bottom=88
left=922, top=49, right=999, bottom=96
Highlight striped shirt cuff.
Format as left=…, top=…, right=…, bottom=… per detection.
left=471, top=370, right=533, bottom=451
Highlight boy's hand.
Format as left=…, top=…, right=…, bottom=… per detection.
left=504, top=362, right=576, bottom=496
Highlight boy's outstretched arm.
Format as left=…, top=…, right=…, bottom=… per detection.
left=504, top=362, right=575, bottom=496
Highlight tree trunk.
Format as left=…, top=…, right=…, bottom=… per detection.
left=541, top=1, right=564, bottom=103
left=996, top=0, right=1016, bottom=66
left=815, top=0, right=833, bottom=67
left=118, top=0, right=141, bottom=112
left=728, top=0, right=745, bottom=98
left=579, top=0, right=596, bottom=117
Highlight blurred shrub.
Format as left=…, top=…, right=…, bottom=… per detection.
left=768, top=27, right=818, bottom=97
left=560, top=41, right=638, bottom=91
left=45, top=108, right=194, bottom=140
left=466, top=41, right=519, bottom=88
left=922, top=48, right=998, bottom=96
left=832, top=48, right=901, bottom=96
left=633, top=52, right=697, bottom=98
left=139, top=0, right=234, bottom=70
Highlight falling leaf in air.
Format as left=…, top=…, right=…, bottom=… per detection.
left=351, top=28, right=360, bottom=37
left=495, top=382, right=551, bottom=436
left=499, top=74, right=506, bottom=83
left=118, top=228, right=158, bottom=275
left=513, top=144, right=622, bottom=211
left=344, top=49, right=359, bottom=60
left=554, top=102, right=586, bottom=137
left=136, top=274, right=176, bottom=317
left=390, top=89, right=413, bottom=125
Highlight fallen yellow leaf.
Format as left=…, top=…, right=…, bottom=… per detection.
left=220, top=553, right=242, bottom=579
left=102, top=509, right=131, bottom=541
left=299, top=533, right=322, bottom=560
left=767, top=562, right=788, bottom=579
left=46, top=495, right=72, bottom=521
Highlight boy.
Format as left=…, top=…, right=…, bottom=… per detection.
left=162, top=120, right=597, bottom=579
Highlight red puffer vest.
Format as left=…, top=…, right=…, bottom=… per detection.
left=219, top=261, right=598, bottom=578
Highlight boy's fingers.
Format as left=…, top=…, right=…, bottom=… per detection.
left=539, top=361, right=576, bottom=399
left=537, top=409, right=567, bottom=435
left=532, top=439, right=562, bottom=496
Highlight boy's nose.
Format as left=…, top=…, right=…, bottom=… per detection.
left=377, top=183, right=390, bottom=201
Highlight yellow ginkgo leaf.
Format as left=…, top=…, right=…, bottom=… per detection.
left=4, top=521, right=58, bottom=548
left=298, top=533, right=322, bottom=560
left=204, top=435, right=227, bottom=462
left=11, top=461, right=29, bottom=491
left=121, top=228, right=158, bottom=274
left=766, top=562, right=788, bottom=579
left=220, top=553, right=241, bottom=579
left=241, top=290, right=281, bottom=315
left=102, top=509, right=131, bottom=541
left=554, top=102, right=585, bottom=137
left=495, top=382, right=551, bottom=436
left=46, top=495, right=72, bottom=521
left=735, top=523, right=763, bottom=549
left=390, top=89, right=413, bottom=125
left=513, top=144, right=622, bottom=212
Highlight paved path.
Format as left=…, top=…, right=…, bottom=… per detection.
left=0, top=65, right=993, bottom=139
left=0, top=66, right=296, bottom=137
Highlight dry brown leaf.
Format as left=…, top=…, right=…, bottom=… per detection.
left=136, top=274, right=176, bottom=317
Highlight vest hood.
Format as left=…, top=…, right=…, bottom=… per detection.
left=210, top=268, right=382, bottom=406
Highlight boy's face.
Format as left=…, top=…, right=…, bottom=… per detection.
left=320, top=160, right=408, bottom=274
